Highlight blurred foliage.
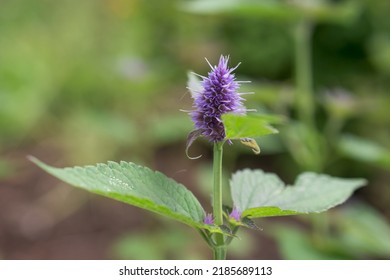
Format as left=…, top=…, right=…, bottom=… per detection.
left=1, top=0, right=390, bottom=259
left=1, top=0, right=389, bottom=163
left=0, top=0, right=201, bottom=162
left=112, top=225, right=206, bottom=260
left=0, top=159, right=14, bottom=179
left=339, top=134, right=390, bottom=169
left=271, top=202, right=390, bottom=259
left=112, top=220, right=257, bottom=259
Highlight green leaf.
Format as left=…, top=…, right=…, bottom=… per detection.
left=230, top=169, right=366, bottom=218
left=30, top=157, right=210, bottom=230
left=222, top=114, right=280, bottom=139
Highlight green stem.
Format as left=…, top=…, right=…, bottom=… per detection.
left=212, top=141, right=226, bottom=260
left=213, top=246, right=227, bottom=260
left=294, top=19, right=315, bottom=128
left=294, top=18, right=332, bottom=247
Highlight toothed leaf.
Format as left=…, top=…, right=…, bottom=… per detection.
left=30, top=157, right=218, bottom=231
left=230, top=169, right=366, bottom=218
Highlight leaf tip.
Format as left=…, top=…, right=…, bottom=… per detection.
left=27, top=155, right=43, bottom=167
left=27, top=155, right=37, bottom=162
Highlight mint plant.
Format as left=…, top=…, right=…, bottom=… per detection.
left=31, top=55, right=366, bottom=260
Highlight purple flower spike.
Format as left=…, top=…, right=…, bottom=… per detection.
left=229, top=207, right=241, bottom=222
left=190, top=55, right=246, bottom=143
left=203, top=213, right=214, bottom=225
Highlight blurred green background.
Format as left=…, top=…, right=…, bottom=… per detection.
left=0, top=0, right=389, bottom=259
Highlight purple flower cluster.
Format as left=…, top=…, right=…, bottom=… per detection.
left=190, top=56, right=246, bottom=143
left=229, top=207, right=241, bottom=222
left=203, top=213, right=214, bottom=225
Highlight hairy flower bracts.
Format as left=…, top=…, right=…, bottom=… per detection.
left=203, top=213, right=214, bottom=225
left=226, top=206, right=261, bottom=231
left=226, top=206, right=243, bottom=228
left=229, top=207, right=241, bottom=222
left=187, top=56, right=247, bottom=148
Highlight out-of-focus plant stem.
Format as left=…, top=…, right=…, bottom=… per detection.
left=294, top=18, right=315, bottom=129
